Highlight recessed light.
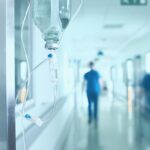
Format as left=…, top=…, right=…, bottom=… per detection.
left=103, top=24, right=124, bottom=29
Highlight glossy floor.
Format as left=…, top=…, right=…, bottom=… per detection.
left=63, top=98, right=150, bottom=150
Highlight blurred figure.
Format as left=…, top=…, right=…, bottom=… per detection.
left=82, top=62, right=101, bottom=124
left=140, top=73, right=150, bottom=111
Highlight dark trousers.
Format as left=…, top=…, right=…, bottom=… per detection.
left=87, top=92, right=99, bottom=121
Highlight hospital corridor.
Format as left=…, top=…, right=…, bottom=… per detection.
left=1, top=0, right=150, bottom=150
left=63, top=97, right=150, bottom=150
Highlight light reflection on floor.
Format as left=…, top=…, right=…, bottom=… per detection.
left=63, top=98, right=150, bottom=150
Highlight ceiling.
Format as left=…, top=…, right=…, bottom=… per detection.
left=62, top=0, right=150, bottom=66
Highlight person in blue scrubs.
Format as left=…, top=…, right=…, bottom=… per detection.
left=140, top=73, right=150, bottom=111
left=83, top=62, right=101, bottom=124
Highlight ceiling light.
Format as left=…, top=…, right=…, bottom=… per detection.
left=103, top=24, right=124, bottom=29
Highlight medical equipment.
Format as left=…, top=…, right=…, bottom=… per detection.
left=59, top=0, right=71, bottom=29
left=32, top=0, right=62, bottom=50
left=17, top=0, right=84, bottom=149
left=24, top=114, right=43, bottom=126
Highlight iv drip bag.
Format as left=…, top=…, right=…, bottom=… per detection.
left=32, top=0, right=62, bottom=50
left=59, top=0, right=71, bottom=29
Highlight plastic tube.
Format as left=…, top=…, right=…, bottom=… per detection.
left=21, top=3, right=31, bottom=106
left=15, top=58, right=48, bottom=104
left=20, top=3, right=31, bottom=150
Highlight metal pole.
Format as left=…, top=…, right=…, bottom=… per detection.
left=0, top=0, right=16, bottom=149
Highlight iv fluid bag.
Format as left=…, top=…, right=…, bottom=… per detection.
left=32, top=0, right=61, bottom=49
left=32, top=0, right=51, bottom=34
left=59, top=0, right=71, bottom=29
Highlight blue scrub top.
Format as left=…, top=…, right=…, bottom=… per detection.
left=84, top=70, right=101, bottom=94
left=141, top=74, right=150, bottom=92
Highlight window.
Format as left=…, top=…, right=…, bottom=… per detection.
left=110, top=66, right=117, bottom=96
left=126, top=59, right=134, bottom=84
left=111, top=66, right=117, bottom=81
left=20, top=61, right=27, bottom=81
left=15, top=0, right=32, bottom=104
left=118, top=65, right=124, bottom=82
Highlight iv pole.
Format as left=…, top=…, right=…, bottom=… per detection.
left=0, top=0, right=16, bottom=149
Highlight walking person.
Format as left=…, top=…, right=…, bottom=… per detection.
left=140, top=73, right=150, bottom=112
left=82, top=62, right=101, bottom=125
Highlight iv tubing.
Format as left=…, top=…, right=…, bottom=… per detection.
left=21, top=3, right=31, bottom=106
left=69, top=0, right=84, bottom=27
left=31, top=58, right=48, bottom=73
left=15, top=57, right=48, bottom=104
left=20, top=111, right=27, bottom=150
left=42, top=61, right=58, bottom=123
left=20, top=2, right=31, bottom=150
